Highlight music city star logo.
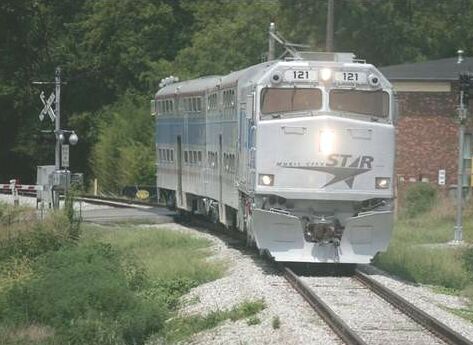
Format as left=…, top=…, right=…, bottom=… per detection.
left=276, top=154, right=374, bottom=188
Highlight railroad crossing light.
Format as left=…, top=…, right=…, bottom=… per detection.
left=69, top=132, right=79, bottom=145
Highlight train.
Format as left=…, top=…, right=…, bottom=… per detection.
left=152, top=51, right=396, bottom=263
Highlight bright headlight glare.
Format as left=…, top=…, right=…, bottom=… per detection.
left=375, top=177, right=390, bottom=189
left=258, top=174, right=274, bottom=186
left=320, top=130, right=335, bottom=155
left=320, top=68, right=332, bottom=81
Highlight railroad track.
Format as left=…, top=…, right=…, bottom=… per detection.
left=282, top=265, right=472, bottom=345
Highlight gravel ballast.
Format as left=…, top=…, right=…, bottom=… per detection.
left=146, top=223, right=341, bottom=345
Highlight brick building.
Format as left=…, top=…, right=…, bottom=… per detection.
left=379, top=57, right=473, bottom=187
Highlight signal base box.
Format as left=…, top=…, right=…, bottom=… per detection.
left=50, top=170, right=71, bottom=191
left=36, top=165, right=55, bottom=204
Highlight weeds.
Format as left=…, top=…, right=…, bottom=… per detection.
left=271, top=315, right=281, bottom=329
left=246, top=316, right=261, bottom=325
left=402, top=182, right=437, bottom=218
left=2, top=243, right=166, bottom=345
left=163, top=299, right=266, bottom=343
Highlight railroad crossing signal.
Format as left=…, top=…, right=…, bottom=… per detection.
left=39, top=91, right=56, bottom=122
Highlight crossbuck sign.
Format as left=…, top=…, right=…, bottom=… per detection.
left=39, top=91, right=56, bottom=122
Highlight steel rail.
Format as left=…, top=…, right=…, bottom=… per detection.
left=282, top=265, right=368, bottom=345
left=354, top=269, right=473, bottom=345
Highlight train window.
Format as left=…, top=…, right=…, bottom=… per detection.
left=165, top=149, right=170, bottom=162
left=170, top=149, right=174, bottom=162
left=208, top=93, right=217, bottom=111
left=192, top=151, right=197, bottom=163
left=198, top=151, right=202, bottom=163
left=196, top=97, right=202, bottom=112
left=184, top=151, right=188, bottom=163
left=260, top=88, right=322, bottom=118
left=330, top=90, right=389, bottom=117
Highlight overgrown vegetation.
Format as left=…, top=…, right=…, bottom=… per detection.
left=0, top=202, right=262, bottom=344
left=161, top=299, right=266, bottom=344
left=403, top=182, right=437, bottom=218
left=374, top=183, right=473, bottom=311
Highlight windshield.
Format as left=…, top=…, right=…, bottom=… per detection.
left=260, top=88, right=322, bottom=118
left=329, top=89, right=389, bottom=118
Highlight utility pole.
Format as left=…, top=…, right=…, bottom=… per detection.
left=454, top=71, right=471, bottom=243
left=326, top=0, right=334, bottom=52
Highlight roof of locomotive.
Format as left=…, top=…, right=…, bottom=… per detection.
left=155, top=54, right=386, bottom=98
left=155, top=61, right=278, bottom=98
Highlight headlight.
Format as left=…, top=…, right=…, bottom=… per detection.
left=320, top=130, right=335, bottom=155
left=375, top=177, right=390, bottom=189
left=258, top=174, right=274, bottom=186
left=320, top=68, right=332, bottom=81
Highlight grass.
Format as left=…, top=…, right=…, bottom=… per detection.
left=374, top=188, right=473, bottom=321
left=82, top=224, right=225, bottom=283
left=271, top=315, right=281, bottom=329
left=0, top=201, right=230, bottom=345
left=161, top=299, right=266, bottom=343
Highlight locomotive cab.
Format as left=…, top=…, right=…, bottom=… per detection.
left=248, top=55, right=395, bottom=263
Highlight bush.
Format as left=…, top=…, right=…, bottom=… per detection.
left=2, top=243, right=167, bottom=345
left=404, top=183, right=437, bottom=218
left=143, top=278, right=199, bottom=309
left=0, top=212, right=72, bottom=261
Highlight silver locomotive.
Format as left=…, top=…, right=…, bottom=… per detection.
left=153, top=52, right=396, bottom=263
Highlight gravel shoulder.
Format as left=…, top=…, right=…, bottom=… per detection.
left=145, top=223, right=342, bottom=345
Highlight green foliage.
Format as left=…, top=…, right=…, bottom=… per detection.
left=83, top=224, right=226, bottom=283
left=404, top=183, right=437, bottom=218
left=90, top=93, right=155, bottom=193
left=2, top=243, right=166, bottom=345
left=171, top=0, right=278, bottom=78
left=279, top=0, right=473, bottom=66
left=0, top=212, right=71, bottom=261
left=144, top=278, right=200, bottom=309
left=374, top=245, right=470, bottom=289
left=4, top=0, right=473, bottom=186
left=271, top=315, right=281, bottom=329
left=64, top=190, right=81, bottom=241
left=163, top=299, right=266, bottom=343
left=246, top=315, right=261, bottom=326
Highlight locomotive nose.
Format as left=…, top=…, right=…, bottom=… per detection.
left=256, top=116, right=394, bottom=197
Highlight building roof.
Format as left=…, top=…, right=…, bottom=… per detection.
left=379, top=57, right=473, bottom=81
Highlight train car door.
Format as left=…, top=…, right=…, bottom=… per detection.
left=177, top=136, right=183, bottom=206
